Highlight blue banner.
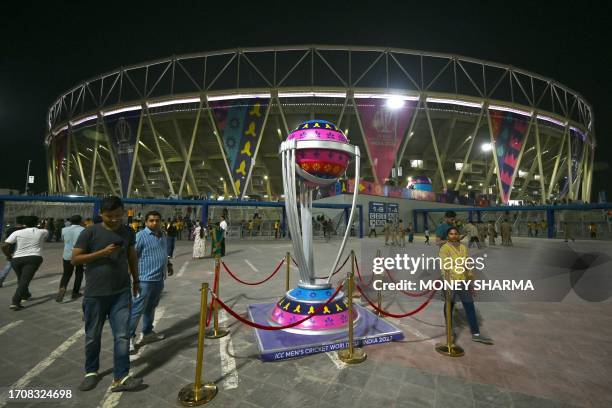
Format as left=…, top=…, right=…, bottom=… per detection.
left=103, top=113, right=140, bottom=197
left=211, top=98, right=269, bottom=197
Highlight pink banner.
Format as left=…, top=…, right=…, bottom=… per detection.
left=355, top=99, right=415, bottom=183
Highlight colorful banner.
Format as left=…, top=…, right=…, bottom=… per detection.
left=489, top=111, right=529, bottom=204
left=560, top=127, right=585, bottom=197
left=54, top=132, right=68, bottom=183
left=211, top=98, right=269, bottom=197
left=104, top=113, right=140, bottom=197
left=570, top=128, right=584, bottom=185
left=355, top=99, right=414, bottom=184
left=327, top=178, right=480, bottom=205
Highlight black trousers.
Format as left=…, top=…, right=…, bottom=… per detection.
left=60, top=259, right=84, bottom=295
left=11, top=256, right=43, bottom=305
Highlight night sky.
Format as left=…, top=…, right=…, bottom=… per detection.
left=2, top=1, right=611, bottom=199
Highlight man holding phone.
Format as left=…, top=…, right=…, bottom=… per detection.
left=128, top=211, right=169, bottom=354
left=72, top=196, right=143, bottom=392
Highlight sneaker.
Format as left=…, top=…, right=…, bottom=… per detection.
left=472, top=333, right=494, bottom=345
left=140, top=330, right=165, bottom=344
left=129, top=338, right=137, bottom=355
left=78, top=373, right=99, bottom=391
left=9, top=304, right=24, bottom=311
left=56, top=288, right=66, bottom=303
left=71, top=292, right=83, bottom=300
left=110, top=374, right=144, bottom=392
left=22, top=294, right=32, bottom=302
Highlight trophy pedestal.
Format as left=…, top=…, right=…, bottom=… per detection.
left=249, top=303, right=404, bottom=361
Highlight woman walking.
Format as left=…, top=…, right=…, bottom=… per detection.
left=1, top=216, right=48, bottom=310
left=192, top=222, right=207, bottom=259
left=439, top=227, right=493, bottom=345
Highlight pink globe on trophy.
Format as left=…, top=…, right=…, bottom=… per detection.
left=287, top=120, right=350, bottom=186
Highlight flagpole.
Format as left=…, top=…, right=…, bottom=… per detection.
left=24, top=159, right=31, bottom=195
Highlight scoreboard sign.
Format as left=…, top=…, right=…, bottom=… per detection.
left=369, top=202, right=399, bottom=227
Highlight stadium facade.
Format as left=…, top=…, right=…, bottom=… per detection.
left=45, top=45, right=595, bottom=203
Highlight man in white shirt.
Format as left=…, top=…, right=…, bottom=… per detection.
left=56, top=215, right=86, bottom=302
left=220, top=215, right=228, bottom=256
left=1, top=215, right=48, bottom=310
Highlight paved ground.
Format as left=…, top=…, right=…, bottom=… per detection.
left=0, top=235, right=611, bottom=407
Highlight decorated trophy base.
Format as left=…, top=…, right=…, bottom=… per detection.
left=268, top=286, right=356, bottom=335
left=249, top=302, right=404, bottom=361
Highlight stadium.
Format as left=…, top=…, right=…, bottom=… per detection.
left=45, top=45, right=594, bottom=204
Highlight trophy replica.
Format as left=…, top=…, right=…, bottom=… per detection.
left=268, top=120, right=360, bottom=334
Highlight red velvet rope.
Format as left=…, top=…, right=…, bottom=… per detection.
left=356, top=284, right=436, bottom=318
left=221, top=258, right=285, bottom=286
left=385, top=269, right=432, bottom=297
left=212, top=282, right=344, bottom=331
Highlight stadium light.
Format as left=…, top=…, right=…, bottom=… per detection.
left=426, top=97, right=483, bottom=109
left=207, top=93, right=270, bottom=101
left=386, top=95, right=405, bottom=110
left=147, top=97, right=200, bottom=108
left=101, top=105, right=141, bottom=117
left=219, top=177, right=224, bottom=181
left=354, top=93, right=419, bottom=101
left=481, top=143, right=492, bottom=152
left=69, top=114, right=97, bottom=127
left=52, top=125, right=69, bottom=136
left=488, top=104, right=532, bottom=118
left=264, top=175, right=268, bottom=180
left=536, top=114, right=567, bottom=127
left=278, top=91, right=346, bottom=98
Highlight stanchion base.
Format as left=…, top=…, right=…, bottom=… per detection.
left=204, top=328, right=230, bottom=339
left=435, top=343, right=465, bottom=357
left=337, top=347, right=367, bottom=364
left=178, top=383, right=217, bottom=406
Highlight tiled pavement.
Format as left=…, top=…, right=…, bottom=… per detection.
left=0, top=236, right=610, bottom=407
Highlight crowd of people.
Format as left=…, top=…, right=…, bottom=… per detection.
left=368, top=219, right=416, bottom=246
left=0, top=196, right=229, bottom=393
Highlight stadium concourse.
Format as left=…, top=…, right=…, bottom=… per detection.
left=0, top=236, right=611, bottom=408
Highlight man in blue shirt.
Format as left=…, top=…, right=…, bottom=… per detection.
left=129, top=211, right=170, bottom=353
left=56, top=215, right=85, bottom=302
left=435, top=211, right=457, bottom=247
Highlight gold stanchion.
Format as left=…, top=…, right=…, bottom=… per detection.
left=178, top=283, right=218, bottom=406
left=351, top=252, right=361, bottom=299
left=376, top=289, right=383, bottom=317
left=435, top=270, right=464, bottom=357
left=338, top=251, right=367, bottom=364
left=205, top=258, right=229, bottom=339
left=285, top=252, right=290, bottom=291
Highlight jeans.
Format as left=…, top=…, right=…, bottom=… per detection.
left=11, top=256, right=43, bottom=305
left=60, top=259, right=84, bottom=295
left=0, top=262, right=13, bottom=282
left=82, top=289, right=131, bottom=380
left=166, top=237, right=176, bottom=257
left=129, top=280, right=164, bottom=338
left=444, top=289, right=480, bottom=335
